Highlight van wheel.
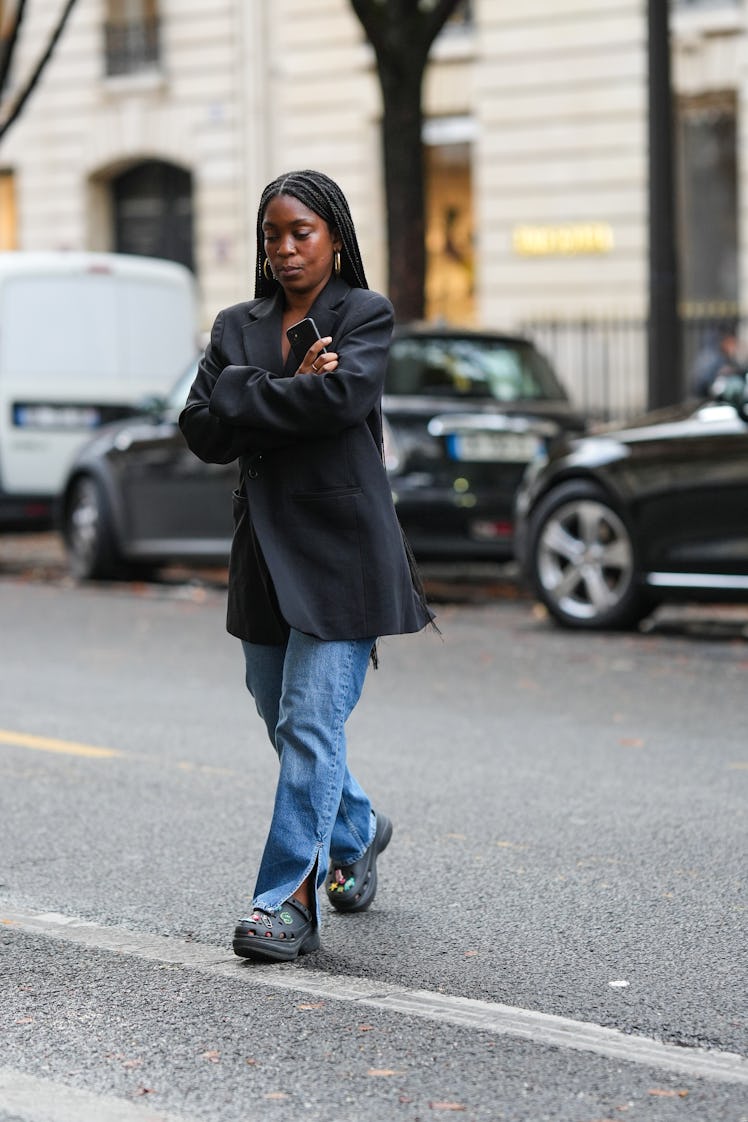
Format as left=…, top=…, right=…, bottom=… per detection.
left=64, top=474, right=122, bottom=580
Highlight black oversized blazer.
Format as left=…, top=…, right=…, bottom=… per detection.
left=179, top=275, right=431, bottom=643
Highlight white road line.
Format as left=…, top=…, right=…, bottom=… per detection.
left=3, top=908, right=747, bottom=1087
left=0, top=1067, right=201, bottom=1122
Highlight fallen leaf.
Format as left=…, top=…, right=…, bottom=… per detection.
left=429, top=1103, right=467, bottom=1112
left=264, top=1092, right=289, bottom=1100
left=296, top=1002, right=325, bottom=1010
left=464, top=950, right=478, bottom=957
left=619, top=737, right=645, bottom=748
left=201, top=1050, right=220, bottom=1063
left=14, top=1017, right=33, bottom=1025
left=368, top=1069, right=405, bottom=1077
left=648, top=1089, right=689, bottom=1098
left=358, top=1025, right=374, bottom=1032
left=134, top=1087, right=154, bottom=1097
left=121, top=1059, right=142, bottom=1070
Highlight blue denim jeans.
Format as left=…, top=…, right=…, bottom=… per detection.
left=241, top=629, right=377, bottom=926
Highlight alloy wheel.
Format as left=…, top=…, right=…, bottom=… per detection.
left=536, top=497, right=635, bottom=623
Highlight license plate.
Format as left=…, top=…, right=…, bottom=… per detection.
left=446, top=431, right=541, bottom=462
left=13, top=402, right=102, bottom=429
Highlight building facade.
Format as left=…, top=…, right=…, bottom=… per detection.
left=0, top=0, right=744, bottom=414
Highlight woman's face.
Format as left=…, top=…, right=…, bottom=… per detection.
left=262, top=194, right=341, bottom=303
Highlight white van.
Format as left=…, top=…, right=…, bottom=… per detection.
left=0, top=251, right=199, bottom=527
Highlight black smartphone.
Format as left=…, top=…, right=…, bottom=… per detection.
left=286, top=317, right=328, bottom=365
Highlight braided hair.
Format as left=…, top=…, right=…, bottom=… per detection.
left=254, top=170, right=369, bottom=299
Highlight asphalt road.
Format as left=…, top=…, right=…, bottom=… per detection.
left=0, top=542, right=746, bottom=1122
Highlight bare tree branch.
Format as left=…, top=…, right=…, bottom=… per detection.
left=0, top=0, right=28, bottom=99
left=0, top=0, right=79, bottom=144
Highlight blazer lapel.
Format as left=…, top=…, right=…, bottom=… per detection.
left=240, top=277, right=352, bottom=374
left=306, top=276, right=350, bottom=342
left=241, top=290, right=285, bottom=374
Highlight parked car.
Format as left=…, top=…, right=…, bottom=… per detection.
left=514, top=374, right=748, bottom=629
left=60, top=361, right=229, bottom=580
left=59, top=326, right=585, bottom=580
left=384, top=325, right=586, bottom=557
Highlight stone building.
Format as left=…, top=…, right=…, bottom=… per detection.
left=0, top=0, right=744, bottom=414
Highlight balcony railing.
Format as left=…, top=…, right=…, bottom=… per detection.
left=104, top=17, right=160, bottom=78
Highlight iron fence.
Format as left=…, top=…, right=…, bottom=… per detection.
left=520, top=313, right=745, bottom=423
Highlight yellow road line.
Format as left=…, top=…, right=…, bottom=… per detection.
left=0, top=729, right=121, bottom=759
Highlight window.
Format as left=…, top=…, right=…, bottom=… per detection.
left=677, top=95, right=738, bottom=310
left=424, top=123, right=476, bottom=324
left=113, top=160, right=194, bottom=272
left=0, top=170, right=17, bottom=250
left=104, top=0, right=159, bottom=77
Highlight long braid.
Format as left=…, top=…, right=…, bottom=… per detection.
left=254, top=170, right=369, bottom=298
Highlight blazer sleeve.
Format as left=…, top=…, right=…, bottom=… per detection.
left=179, top=310, right=290, bottom=464
left=207, top=290, right=394, bottom=438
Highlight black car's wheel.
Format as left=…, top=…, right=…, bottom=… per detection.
left=63, top=474, right=123, bottom=580
left=526, top=480, right=651, bottom=630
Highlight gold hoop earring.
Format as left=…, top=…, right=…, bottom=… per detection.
left=263, top=258, right=274, bottom=281
left=334, top=249, right=341, bottom=277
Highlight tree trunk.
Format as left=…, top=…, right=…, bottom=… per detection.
left=377, top=59, right=427, bottom=321
left=349, top=0, right=464, bottom=321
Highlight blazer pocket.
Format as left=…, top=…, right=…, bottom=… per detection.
left=293, top=485, right=363, bottom=502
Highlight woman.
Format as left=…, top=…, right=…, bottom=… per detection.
left=179, top=170, right=432, bottom=964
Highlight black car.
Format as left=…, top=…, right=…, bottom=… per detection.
left=59, top=328, right=584, bottom=580
left=514, top=374, right=748, bottom=629
left=383, top=326, right=585, bottom=557
left=60, top=362, right=231, bottom=579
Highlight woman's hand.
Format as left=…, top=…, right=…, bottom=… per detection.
left=297, top=337, right=338, bottom=375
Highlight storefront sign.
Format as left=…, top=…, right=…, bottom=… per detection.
left=513, top=223, right=614, bottom=256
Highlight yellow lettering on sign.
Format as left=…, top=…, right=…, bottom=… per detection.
left=512, top=223, right=615, bottom=257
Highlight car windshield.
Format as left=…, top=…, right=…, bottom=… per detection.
left=385, top=335, right=567, bottom=402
